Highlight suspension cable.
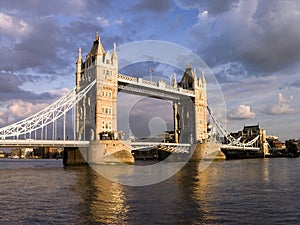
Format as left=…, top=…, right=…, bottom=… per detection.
left=207, top=104, right=259, bottom=147
left=0, top=80, right=96, bottom=139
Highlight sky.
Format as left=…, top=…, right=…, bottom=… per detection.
left=0, top=0, right=299, bottom=141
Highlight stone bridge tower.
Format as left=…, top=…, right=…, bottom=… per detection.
left=76, top=33, right=118, bottom=141
left=178, top=64, right=207, bottom=143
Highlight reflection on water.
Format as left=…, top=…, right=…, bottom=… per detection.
left=0, top=158, right=299, bottom=224
left=69, top=166, right=128, bottom=224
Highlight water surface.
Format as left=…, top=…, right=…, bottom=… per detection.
left=0, top=158, right=299, bottom=224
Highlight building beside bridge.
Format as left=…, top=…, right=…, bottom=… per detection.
left=228, top=124, right=267, bottom=150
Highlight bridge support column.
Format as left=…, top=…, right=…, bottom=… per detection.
left=189, top=142, right=206, bottom=161
left=63, top=147, right=88, bottom=166
left=189, top=141, right=225, bottom=161
left=63, top=140, right=134, bottom=165
left=87, top=140, right=134, bottom=164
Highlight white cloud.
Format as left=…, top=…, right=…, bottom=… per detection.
left=48, top=88, right=71, bottom=97
left=97, top=17, right=123, bottom=27
left=0, top=100, right=47, bottom=126
left=266, top=93, right=297, bottom=115
left=228, top=104, right=256, bottom=120
left=0, top=12, right=29, bottom=36
left=198, top=10, right=208, bottom=19
left=7, top=100, right=47, bottom=119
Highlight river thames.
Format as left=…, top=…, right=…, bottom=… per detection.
left=0, top=158, right=299, bottom=224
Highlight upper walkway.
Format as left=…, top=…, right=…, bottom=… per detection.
left=118, top=74, right=195, bottom=100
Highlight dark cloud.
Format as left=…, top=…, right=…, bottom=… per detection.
left=128, top=97, right=173, bottom=138
left=0, top=0, right=113, bottom=77
left=120, top=62, right=158, bottom=77
left=213, top=62, right=248, bottom=83
left=132, top=0, right=173, bottom=13
left=0, top=73, right=59, bottom=102
left=0, top=17, right=69, bottom=75
left=290, top=80, right=300, bottom=87
left=187, top=0, right=300, bottom=77
left=0, top=0, right=110, bottom=17
left=64, top=19, right=104, bottom=52
left=175, top=0, right=239, bottom=15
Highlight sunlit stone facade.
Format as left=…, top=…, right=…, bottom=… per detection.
left=76, top=33, right=118, bottom=141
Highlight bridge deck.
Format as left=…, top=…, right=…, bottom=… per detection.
left=0, top=140, right=90, bottom=148
left=0, top=140, right=191, bottom=152
left=221, top=144, right=260, bottom=151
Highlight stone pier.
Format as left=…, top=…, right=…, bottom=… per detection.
left=63, top=140, right=134, bottom=166
left=189, top=141, right=225, bottom=161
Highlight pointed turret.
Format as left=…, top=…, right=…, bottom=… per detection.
left=76, top=48, right=82, bottom=87
left=94, top=32, right=99, bottom=41
left=89, top=32, right=105, bottom=56
left=193, top=68, right=198, bottom=89
left=201, top=70, right=206, bottom=89
left=112, top=43, right=117, bottom=59
left=104, top=51, right=111, bottom=64
left=173, top=73, right=177, bottom=87
left=76, top=48, right=82, bottom=64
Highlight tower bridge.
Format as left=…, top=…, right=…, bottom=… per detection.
left=0, top=33, right=263, bottom=163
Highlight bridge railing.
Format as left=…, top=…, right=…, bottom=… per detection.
left=118, top=74, right=138, bottom=83
left=118, top=74, right=195, bottom=96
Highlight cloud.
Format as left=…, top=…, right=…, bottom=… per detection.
left=290, top=79, right=300, bottom=87
left=128, top=97, right=173, bottom=138
left=0, top=0, right=110, bottom=18
left=185, top=0, right=300, bottom=76
left=96, top=17, right=123, bottom=27
left=266, top=93, right=297, bottom=115
left=0, top=12, right=29, bottom=36
left=7, top=100, right=48, bottom=119
left=0, top=100, right=49, bottom=126
left=0, top=73, right=56, bottom=102
left=0, top=17, right=70, bottom=74
left=132, top=0, right=173, bottom=13
left=48, top=88, right=71, bottom=97
left=175, top=0, right=239, bottom=16
left=213, top=62, right=248, bottom=83
left=0, top=112, right=6, bottom=125
left=228, top=104, right=256, bottom=120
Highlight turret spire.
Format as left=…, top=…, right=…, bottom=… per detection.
left=193, top=68, right=198, bottom=89
left=76, top=48, right=82, bottom=87
left=90, top=32, right=105, bottom=56
left=77, top=48, right=82, bottom=63
left=201, top=70, right=206, bottom=84
left=94, top=32, right=100, bottom=41
left=112, top=42, right=118, bottom=61
left=173, top=73, right=177, bottom=87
